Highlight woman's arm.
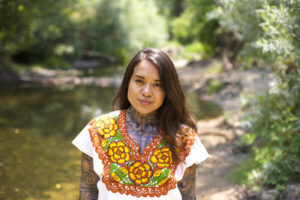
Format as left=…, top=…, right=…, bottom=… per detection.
left=178, top=164, right=196, bottom=200
left=79, top=153, right=99, bottom=200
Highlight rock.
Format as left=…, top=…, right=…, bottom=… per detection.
left=260, top=189, right=277, bottom=200
left=73, top=60, right=99, bottom=70
left=173, top=59, right=189, bottom=69
left=0, top=70, right=21, bottom=83
left=19, top=68, right=122, bottom=87
left=280, top=183, right=300, bottom=200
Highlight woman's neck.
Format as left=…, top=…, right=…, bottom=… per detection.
left=126, top=106, right=158, bottom=125
left=126, top=106, right=159, bottom=154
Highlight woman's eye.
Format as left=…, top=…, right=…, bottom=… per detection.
left=135, top=79, right=143, bottom=84
left=153, top=83, right=161, bottom=88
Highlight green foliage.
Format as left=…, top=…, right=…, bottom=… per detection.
left=0, top=0, right=168, bottom=68
left=171, top=13, right=192, bottom=43
left=153, top=0, right=184, bottom=17
left=214, top=0, right=300, bottom=191
left=228, top=158, right=260, bottom=188
left=0, top=0, right=77, bottom=63
left=117, top=0, right=168, bottom=63
left=170, top=0, right=219, bottom=55
left=78, top=0, right=167, bottom=63
left=184, top=41, right=206, bottom=53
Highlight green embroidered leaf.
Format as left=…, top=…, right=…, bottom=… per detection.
left=146, top=168, right=170, bottom=186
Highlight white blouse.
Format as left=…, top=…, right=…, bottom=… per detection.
left=72, top=110, right=209, bottom=200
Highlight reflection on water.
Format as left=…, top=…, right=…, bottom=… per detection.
left=0, top=85, right=117, bottom=200
left=0, top=84, right=221, bottom=200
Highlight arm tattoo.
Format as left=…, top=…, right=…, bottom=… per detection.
left=178, top=164, right=196, bottom=200
left=79, top=153, right=99, bottom=200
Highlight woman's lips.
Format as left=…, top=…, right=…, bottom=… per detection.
left=139, top=99, right=152, bottom=105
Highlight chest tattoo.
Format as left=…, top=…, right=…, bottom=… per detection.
left=126, top=108, right=159, bottom=154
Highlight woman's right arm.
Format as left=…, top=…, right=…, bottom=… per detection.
left=79, top=153, right=99, bottom=200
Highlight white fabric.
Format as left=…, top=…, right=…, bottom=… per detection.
left=72, top=111, right=209, bottom=200
left=175, top=136, right=210, bottom=181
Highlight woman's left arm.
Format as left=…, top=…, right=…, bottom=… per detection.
left=177, top=164, right=196, bottom=200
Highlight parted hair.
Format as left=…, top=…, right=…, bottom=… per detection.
left=112, top=48, right=197, bottom=162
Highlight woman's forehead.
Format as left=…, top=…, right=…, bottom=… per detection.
left=132, top=60, right=160, bottom=80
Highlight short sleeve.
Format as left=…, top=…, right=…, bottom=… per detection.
left=174, top=128, right=209, bottom=181
left=72, top=121, right=94, bottom=157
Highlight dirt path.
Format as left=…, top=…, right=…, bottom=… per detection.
left=196, top=118, right=245, bottom=200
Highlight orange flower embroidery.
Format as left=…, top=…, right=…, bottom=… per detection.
left=150, top=147, right=173, bottom=169
left=96, top=117, right=118, bottom=139
left=128, top=161, right=153, bottom=186
left=108, top=141, right=131, bottom=165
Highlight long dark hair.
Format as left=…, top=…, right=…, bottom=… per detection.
left=113, top=48, right=197, bottom=162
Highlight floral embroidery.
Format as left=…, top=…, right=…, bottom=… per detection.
left=153, top=169, right=162, bottom=177
left=119, top=166, right=129, bottom=174
left=108, top=140, right=131, bottom=165
left=96, top=116, right=118, bottom=139
left=111, top=172, right=121, bottom=182
left=128, top=161, right=153, bottom=185
left=158, top=177, right=169, bottom=186
left=150, top=147, right=173, bottom=169
left=88, top=110, right=196, bottom=197
left=179, top=127, right=197, bottom=158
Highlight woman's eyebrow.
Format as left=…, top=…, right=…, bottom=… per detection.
left=135, top=75, right=144, bottom=79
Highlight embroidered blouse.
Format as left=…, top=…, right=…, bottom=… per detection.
left=72, top=110, right=209, bottom=200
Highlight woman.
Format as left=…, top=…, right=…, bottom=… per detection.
left=72, top=48, right=209, bottom=200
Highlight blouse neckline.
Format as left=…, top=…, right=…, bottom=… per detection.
left=118, top=110, right=164, bottom=162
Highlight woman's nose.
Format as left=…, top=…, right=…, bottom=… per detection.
left=142, top=84, right=152, bottom=96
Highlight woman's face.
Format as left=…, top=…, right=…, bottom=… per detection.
left=127, top=59, right=166, bottom=115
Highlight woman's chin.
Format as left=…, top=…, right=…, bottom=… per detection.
left=132, top=106, right=153, bottom=115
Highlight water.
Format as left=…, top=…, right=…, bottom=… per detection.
left=0, top=84, right=222, bottom=200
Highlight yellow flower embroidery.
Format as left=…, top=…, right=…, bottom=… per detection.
left=108, top=141, right=131, bottom=165
left=153, top=169, right=162, bottom=177
left=111, top=172, right=121, bottom=182
left=128, top=161, right=153, bottom=186
left=119, top=166, right=128, bottom=175
left=150, top=147, right=173, bottom=169
left=158, top=177, right=169, bottom=186
left=96, top=117, right=118, bottom=139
